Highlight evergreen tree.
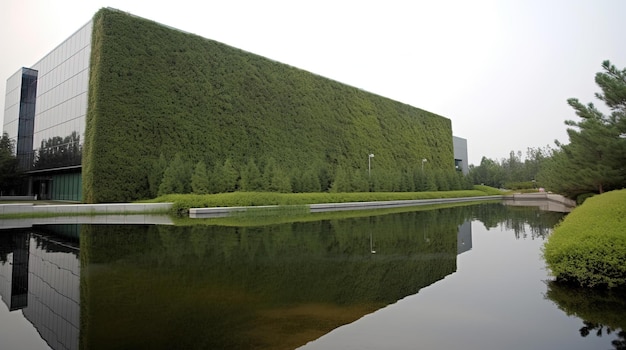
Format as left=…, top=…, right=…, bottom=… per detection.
left=208, top=161, right=222, bottom=194
left=148, top=153, right=168, bottom=197
left=221, top=158, right=239, bottom=192
left=538, top=60, right=626, bottom=197
left=330, top=165, right=350, bottom=192
left=422, top=169, right=437, bottom=191
left=191, top=160, right=210, bottom=194
left=318, top=165, right=333, bottom=192
left=240, top=159, right=264, bottom=191
left=301, top=168, right=321, bottom=192
left=469, top=157, right=505, bottom=188
left=435, top=169, right=450, bottom=191
left=158, top=154, right=191, bottom=195
left=351, top=168, right=369, bottom=192
left=263, top=158, right=292, bottom=193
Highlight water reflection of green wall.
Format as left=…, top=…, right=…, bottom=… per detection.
left=79, top=209, right=462, bottom=349
left=78, top=203, right=565, bottom=349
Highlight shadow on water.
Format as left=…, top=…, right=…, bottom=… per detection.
left=545, top=282, right=626, bottom=349
left=0, top=202, right=583, bottom=349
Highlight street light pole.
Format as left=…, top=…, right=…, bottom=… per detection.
left=421, top=158, right=427, bottom=171
left=368, top=153, right=375, bottom=177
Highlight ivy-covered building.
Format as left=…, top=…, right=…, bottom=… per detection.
left=2, top=8, right=468, bottom=203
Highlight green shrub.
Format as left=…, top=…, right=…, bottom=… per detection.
left=144, top=189, right=496, bottom=215
left=472, top=185, right=504, bottom=195
left=543, top=189, right=626, bottom=289
left=504, top=181, right=537, bottom=190
left=575, top=192, right=595, bottom=205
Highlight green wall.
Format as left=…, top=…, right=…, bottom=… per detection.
left=84, top=8, right=455, bottom=203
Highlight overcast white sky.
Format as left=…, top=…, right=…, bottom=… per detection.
left=1, top=0, right=625, bottom=165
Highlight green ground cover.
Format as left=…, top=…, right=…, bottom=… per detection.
left=543, top=189, right=626, bottom=289
left=144, top=187, right=500, bottom=215
left=1, top=187, right=504, bottom=219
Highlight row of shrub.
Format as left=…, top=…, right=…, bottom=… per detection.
left=543, top=189, right=626, bottom=289
left=149, top=154, right=473, bottom=197
left=146, top=188, right=493, bottom=215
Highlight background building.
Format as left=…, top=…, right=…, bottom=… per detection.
left=3, top=22, right=91, bottom=200
left=453, top=136, right=469, bottom=174
left=3, top=8, right=468, bottom=203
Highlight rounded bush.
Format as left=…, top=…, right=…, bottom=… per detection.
left=543, top=189, right=626, bottom=289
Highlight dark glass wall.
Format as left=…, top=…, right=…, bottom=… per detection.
left=16, top=68, right=38, bottom=171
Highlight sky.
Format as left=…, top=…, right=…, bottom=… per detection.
left=1, top=0, right=625, bottom=165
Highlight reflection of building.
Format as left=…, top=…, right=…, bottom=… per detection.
left=0, top=229, right=80, bottom=350
left=0, top=231, right=29, bottom=310
left=457, top=220, right=472, bottom=254
left=3, top=8, right=470, bottom=202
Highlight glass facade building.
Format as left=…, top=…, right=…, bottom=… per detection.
left=2, top=8, right=470, bottom=203
left=2, top=21, right=92, bottom=200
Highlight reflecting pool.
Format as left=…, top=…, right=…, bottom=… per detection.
left=1, top=203, right=624, bottom=349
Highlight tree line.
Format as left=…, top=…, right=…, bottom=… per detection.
left=469, top=60, right=626, bottom=201
left=149, top=154, right=473, bottom=197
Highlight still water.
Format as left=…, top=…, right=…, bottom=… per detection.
left=0, top=203, right=624, bottom=350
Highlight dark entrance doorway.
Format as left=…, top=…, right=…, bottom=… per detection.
left=32, top=178, right=52, bottom=200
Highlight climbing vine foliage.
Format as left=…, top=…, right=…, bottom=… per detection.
left=83, top=8, right=459, bottom=203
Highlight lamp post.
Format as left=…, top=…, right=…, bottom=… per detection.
left=421, top=158, right=427, bottom=171
left=368, top=153, right=375, bottom=176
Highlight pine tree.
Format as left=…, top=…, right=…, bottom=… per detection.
left=222, top=158, right=239, bottom=192
left=148, top=153, right=168, bottom=197
left=240, top=159, right=264, bottom=191
left=264, top=158, right=292, bottom=193
left=539, top=60, right=626, bottom=197
left=158, top=154, right=191, bottom=195
left=191, top=160, right=210, bottom=194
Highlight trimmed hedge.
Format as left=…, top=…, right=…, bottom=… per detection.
left=543, top=189, right=626, bottom=289
left=84, top=8, right=454, bottom=203
left=145, top=188, right=494, bottom=215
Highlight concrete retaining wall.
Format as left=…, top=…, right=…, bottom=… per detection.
left=0, top=196, right=37, bottom=201
left=189, top=196, right=503, bottom=218
left=504, top=193, right=576, bottom=207
left=0, top=203, right=172, bottom=216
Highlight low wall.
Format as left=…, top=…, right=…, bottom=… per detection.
left=505, top=192, right=576, bottom=208
left=0, top=195, right=37, bottom=201
left=189, top=196, right=503, bottom=218
left=0, top=203, right=173, bottom=216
